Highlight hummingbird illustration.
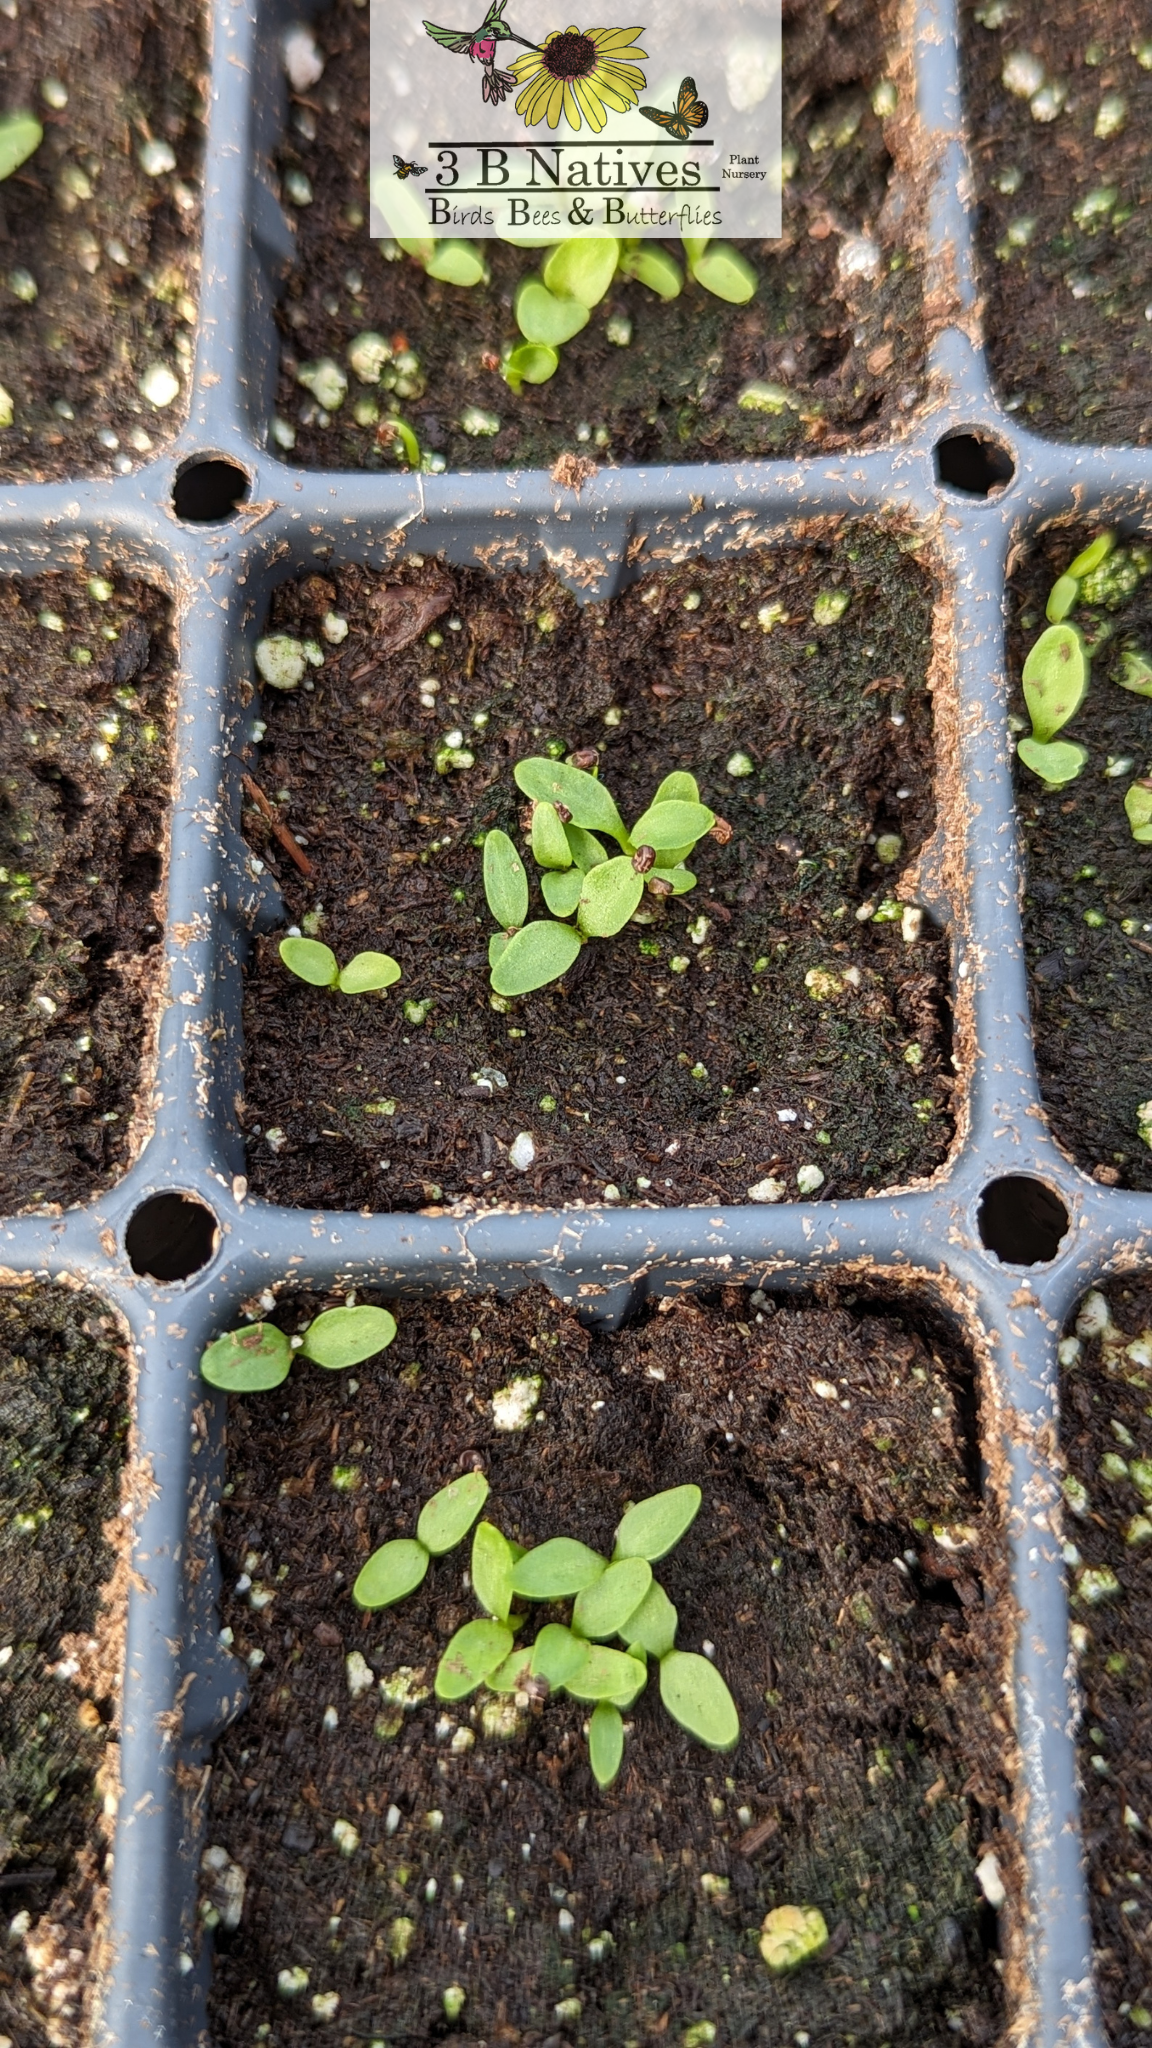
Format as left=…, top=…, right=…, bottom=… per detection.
left=423, top=0, right=537, bottom=106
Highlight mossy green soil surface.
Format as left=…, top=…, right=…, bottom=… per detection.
left=274, top=0, right=925, bottom=472
left=1012, top=528, right=1152, bottom=1189
left=0, top=0, right=204, bottom=480
left=240, top=527, right=953, bottom=1212
left=207, top=1286, right=1008, bottom=2047
left=1061, top=1278, right=1152, bottom=2046
left=0, top=575, right=173, bottom=1213
left=963, top=1, right=1152, bottom=444
left=0, top=1289, right=129, bottom=2048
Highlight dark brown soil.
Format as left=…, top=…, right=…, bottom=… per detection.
left=273, top=0, right=926, bottom=473
left=963, top=1, right=1152, bottom=444
left=206, top=1284, right=1010, bottom=2048
left=0, top=0, right=204, bottom=481
left=0, top=1287, right=130, bottom=2048
left=0, top=573, right=174, bottom=1214
left=1011, top=527, right=1152, bottom=1189
left=240, top=529, right=954, bottom=1214
left=1060, top=1277, right=1152, bottom=2045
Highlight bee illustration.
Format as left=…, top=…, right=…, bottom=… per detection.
left=638, top=75, right=708, bottom=140
left=393, top=153, right=430, bottom=180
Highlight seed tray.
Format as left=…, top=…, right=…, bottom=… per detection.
left=2, top=0, right=1152, bottom=2042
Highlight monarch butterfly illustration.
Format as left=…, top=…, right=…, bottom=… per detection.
left=393, top=153, right=430, bottom=179
left=638, top=75, right=708, bottom=140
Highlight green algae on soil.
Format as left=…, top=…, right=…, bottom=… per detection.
left=0, top=1288, right=130, bottom=2048
left=0, top=574, right=174, bottom=1214
left=206, top=1285, right=1009, bottom=2047
left=273, top=0, right=926, bottom=473
left=1011, top=527, right=1152, bottom=1190
left=239, top=525, right=953, bottom=1213
left=963, top=1, right=1152, bottom=444
left=1060, top=1276, right=1152, bottom=2047
left=0, top=0, right=205, bottom=481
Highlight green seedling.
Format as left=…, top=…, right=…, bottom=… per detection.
left=572, top=1557, right=652, bottom=1639
left=375, top=172, right=488, bottom=290
left=1016, top=737, right=1089, bottom=786
left=565, top=1643, right=647, bottom=1704
left=614, top=1482, right=702, bottom=1560
left=378, top=415, right=424, bottom=469
left=1022, top=625, right=1088, bottom=742
left=511, top=1537, right=607, bottom=1599
left=417, top=1471, right=490, bottom=1554
left=436, top=1619, right=514, bottom=1700
left=502, top=232, right=731, bottom=388
left=355, top=1471, right=490, bottom=1609
left=622, top=1579, right=678, bottom=1658
left=1125, top=781, right=1152, bottom=844
left=503, top=342, right=559, bottom=391
left=588, top=1699, right=625, bottom=1787
left=683, top=234, right=758, bottom=304
left=472, top=1520, right=515, bottom=1621
left=514, top=275, right=590, bottom=348
left=484, top=762, right=724, bottom=997
left=659, top=1649, right=740, bottom=1749
left=1015, top=531, right=1152, bottom=831
left=530, top=1622, right=589, bottom=1690
left=279, top=935, right=402, bottom=994
left=618, top=239, right=683, bottom=299
left=353, top=1537, right=430, bottom=1608
left=487, top=1644, right=534, bottom=1693
left=343, top=1480, right=739, bottom=1786
left=0, top=112, right=42, bottom=182
left=200, top=1302, right=396, bottom=1394
left=543, top=237, right=620, bottom=308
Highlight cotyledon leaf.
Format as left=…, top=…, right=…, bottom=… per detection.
left=483, top=828, right=529, bottom=929
left=200, top=1323, right=292, bottom=1393
left=530, top=1622, right=589, bottom=1691
left=659, top=1649, right=740, bottom=1750
left=588, top=1700, right=624, bottom=1788
left=572, top=1558, right=652, bottom=1640
left=513, top=757, right=627, bottom=841
left=613, top=1484, right=702, bottom=1562
left=511, top=1538, right=607, bottom=1600
left=416, top=1472, right=489, bottom=1556
left=298, top=1305, right=397, bottom=1370
left=353, top=1538, right=430, bottom=1610
left=435, top=1619, right=513, bottom=1700
left=472, top=1520, right=514, bottom=1621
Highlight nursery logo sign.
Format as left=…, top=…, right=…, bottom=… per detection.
left=370, top=0, right=781, bottom=240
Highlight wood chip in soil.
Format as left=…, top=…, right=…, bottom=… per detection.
left=963, top=2, right=1152, bottom=444
left=240, top=527, right=954, bottom=1213
left=0, top=1290, right=131, bottom=2048
left=0, top=574, right=174, bottom=1214
left=1060, top=1277, right=1152, bottom=2047
left=205, top=1284, right=1012, bottom=2047
left=1011, top=526, right=1152, bottom=1190
left=0, top=0, right=204, bottom=480
left=273, top=0, right=926, bottom=473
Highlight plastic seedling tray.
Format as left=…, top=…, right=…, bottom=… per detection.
left=1, top=0, right=1151, bottom=2042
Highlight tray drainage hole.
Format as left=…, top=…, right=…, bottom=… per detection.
left=977, top=1176, right=1069, bottom=1266
left=934, top=432, right=1015, bottom=498
left=172, top=457, right=250, bottom=524
left=125, top=1193, right=219, bottom=1282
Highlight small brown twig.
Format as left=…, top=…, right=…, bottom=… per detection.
left=242, top=774, right=314, bottom=880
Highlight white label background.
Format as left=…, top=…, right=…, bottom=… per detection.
left=370, top=0, right=781, bottom=240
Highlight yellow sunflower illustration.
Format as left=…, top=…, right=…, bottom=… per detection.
left=512, top=25, right=647, bottom=132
